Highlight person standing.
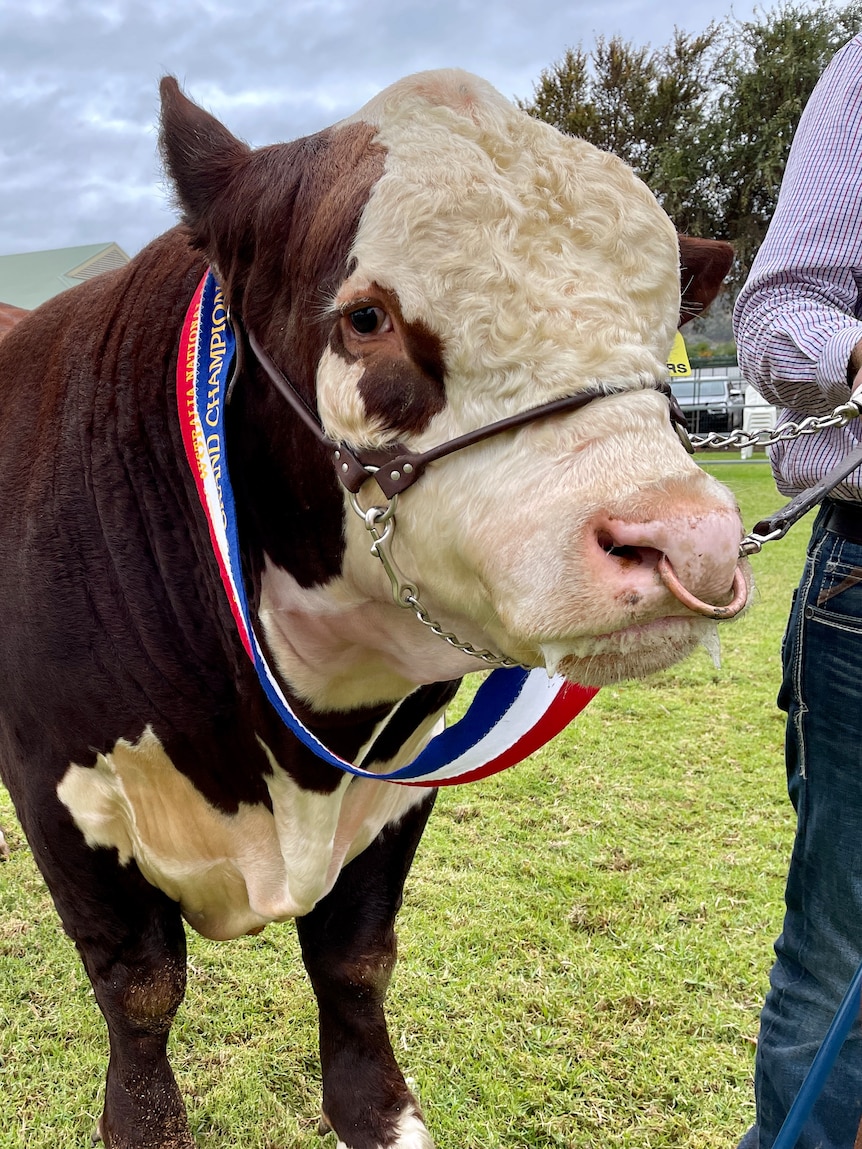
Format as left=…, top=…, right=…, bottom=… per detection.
left=733, top=32, right=862, bottom=1149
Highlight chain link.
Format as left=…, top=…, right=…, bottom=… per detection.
left=402, top=593, right=523, bottom=668
left=688, top=398, right=862, bottom=555
left=348, top=492, right=528, bottom=669
left=689, top=400, right=862, bottom=452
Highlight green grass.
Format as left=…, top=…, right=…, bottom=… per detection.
left=0, top=455, right=805, bottom=1148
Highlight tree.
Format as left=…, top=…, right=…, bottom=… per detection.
left=707, top=2, right=862, bottom=281
left=520, top=27, right=724, bottom=235
left=521, top=3, right=862, bottom=290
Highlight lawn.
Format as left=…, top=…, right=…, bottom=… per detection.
left=0, top=454, right=807, bottom=1148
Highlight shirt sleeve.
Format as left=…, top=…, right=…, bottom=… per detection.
left=733, top=35, right=862, bottom=414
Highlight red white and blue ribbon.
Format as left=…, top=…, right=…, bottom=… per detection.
left=177, top=271, right=598, bottom=785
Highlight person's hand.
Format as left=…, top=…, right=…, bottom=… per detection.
left=850, top=338, right=862, bottom=395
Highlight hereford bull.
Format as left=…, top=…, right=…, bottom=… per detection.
left=0, top=70, right=743, bottom=1148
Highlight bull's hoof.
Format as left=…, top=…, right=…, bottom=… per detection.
left=328, top=1107, right=435, bottom=1149
left=91, top=1117, right=104, bottom=1145
left=319, top=1111, right=333, bottom=1137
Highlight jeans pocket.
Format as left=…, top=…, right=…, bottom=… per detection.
left=811, top=552, right=862, bottom=633
left=815, top=557, right=862, bottom=614
left=799, top=545, right=862, bottom=764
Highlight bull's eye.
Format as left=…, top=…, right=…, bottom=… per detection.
left=348, top=306, right=387, bottom=335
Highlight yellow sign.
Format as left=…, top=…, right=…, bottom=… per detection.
left=667, top=331, right=692, bottom=378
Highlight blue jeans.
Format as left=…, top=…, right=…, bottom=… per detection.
left=741, top=504, right=862, bottom=1148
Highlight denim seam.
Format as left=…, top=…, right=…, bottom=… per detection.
left=792, top=532, right=824, bottom=782
left=806, top=613, right=862, bottom=634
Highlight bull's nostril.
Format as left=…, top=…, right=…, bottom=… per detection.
left=597, top=530, right=659, bottom=567
left=597, top=530, right=639, bottom=561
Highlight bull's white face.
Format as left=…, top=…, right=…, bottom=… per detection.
left=260, top=70, right=745, bottom=712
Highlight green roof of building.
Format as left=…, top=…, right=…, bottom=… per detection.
left=0, top=242, right=130, bottom=309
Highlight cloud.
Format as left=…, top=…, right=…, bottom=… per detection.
left=0, top=0, right=775, bottom=258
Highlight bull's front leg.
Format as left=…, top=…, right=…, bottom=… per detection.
left=296, top=790, right=437, bottom=1149
left=18, top=793, right=194, bottom=1149
left=83, top=907, right=192, bottom=1149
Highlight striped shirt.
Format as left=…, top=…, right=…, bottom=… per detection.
left=733, top=34, right=862, bottom=500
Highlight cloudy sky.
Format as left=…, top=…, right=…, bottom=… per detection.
left=0, top=0, right=816, bottom=259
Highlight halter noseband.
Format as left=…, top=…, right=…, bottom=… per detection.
left=237, top=319, right=693, bottom=499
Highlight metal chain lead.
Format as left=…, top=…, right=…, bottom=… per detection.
left=348, top=492, right=525, bottom=669
left=401, top=593, right=523, bottom=668
left=689, top=398, right=862, bottom=555
left=689, top=399, right=862, bottom=451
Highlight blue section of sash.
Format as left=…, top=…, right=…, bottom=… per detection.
left=390, top=666, right=529, bottom=778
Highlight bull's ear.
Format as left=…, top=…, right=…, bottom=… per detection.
left=158, top=76, right=251, bottom=254
left=677, top=236, right=734, bottom=327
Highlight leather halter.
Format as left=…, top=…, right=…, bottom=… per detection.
left=234, top=317, right=693, bottom=499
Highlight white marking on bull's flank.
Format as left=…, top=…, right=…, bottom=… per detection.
left=56, top=723, right=433, bottom=941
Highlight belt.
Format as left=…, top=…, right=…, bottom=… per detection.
left=823, top=499, right=862, bottom=544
